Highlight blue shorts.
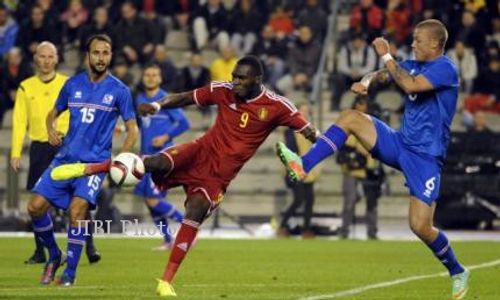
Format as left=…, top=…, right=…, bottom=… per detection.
left=32, top=159, right=106, bottom=210
left=369, top=118, right=441, bottom=205
left=134, top=173, right=167, bottom=199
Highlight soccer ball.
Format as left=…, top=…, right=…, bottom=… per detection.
left=109, top=152, right=145, bottom=186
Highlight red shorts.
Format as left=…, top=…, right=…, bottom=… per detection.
left=151, top=141, right=227, bottom=209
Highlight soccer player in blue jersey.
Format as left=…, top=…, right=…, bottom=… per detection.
left=27, top=34, right=138, bottom=286
left=135, top=64, right=189, bottom=250
left=276, top=19, right=470, bottom=299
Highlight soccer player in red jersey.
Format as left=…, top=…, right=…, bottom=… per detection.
left=55, top=56, right=317, bottom=296
left=143, top=56, right=317, bottom=296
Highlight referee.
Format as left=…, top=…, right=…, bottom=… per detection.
left=10, top=42, right=100, bottom=264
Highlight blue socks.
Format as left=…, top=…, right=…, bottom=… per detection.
left=150, top=200, right=184, bottom=243
left=152, top=200, right=184, bottom=223
left=64, top=226, right=86, bottom=279
left=32, top=213, right=60, bottom=260
left=302, top=125, right=347, bottom=172
left=152, top=215, right=172, bottom=243
left=428, top=231, right=464, bottom=276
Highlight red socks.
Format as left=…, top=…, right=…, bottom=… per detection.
left=86, top=160, right=111, bottom=175
left=162, top=219, right=200, bottom=282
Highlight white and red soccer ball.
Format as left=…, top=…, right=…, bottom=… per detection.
left=109, top=152, right=145, bottom=186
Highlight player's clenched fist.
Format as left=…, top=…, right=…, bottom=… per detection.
left=372, top=37, right=390, bottom=56
left=351, top=82, right=368, bottom=95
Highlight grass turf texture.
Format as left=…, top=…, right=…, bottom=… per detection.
left=1, top=238, right=499, bottom=299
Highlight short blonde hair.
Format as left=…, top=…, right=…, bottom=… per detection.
left=416, top=19, right=448, bottom=49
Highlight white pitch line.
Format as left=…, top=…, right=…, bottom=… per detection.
left=184, top=283, right=308, bottom=288
left=298, top=259, right=500, bottom=300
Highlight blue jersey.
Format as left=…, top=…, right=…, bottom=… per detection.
left=136, top=89, right=190, bottom=155
left=398, top=55, right=459, bottom=160
left=54, top=72, right=135, bottom=162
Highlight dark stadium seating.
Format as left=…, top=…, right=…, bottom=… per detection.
left=436, top=132, right=500, bottom=229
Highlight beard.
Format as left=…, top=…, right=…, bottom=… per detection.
left=89, top=63, right=108, bottom=76
left=237, top=84, right=260, bottom=100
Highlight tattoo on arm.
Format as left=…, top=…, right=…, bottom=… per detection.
left=158, top=91, right=195, bottom=108
left=361, top=69, right=391, bottom=88
left=374, top=69, right=391, bottom=85
left=386, top=61, right=416, bottom=91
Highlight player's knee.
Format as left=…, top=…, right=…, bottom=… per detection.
left=27, top=196, right=48, bottom=217
left=185, top=197, right=211, bottom=223
left=69, top=200, right=89, bottom=226
left=409, top=217, right=432, bottom=238
left=337, top=109, right=364, bottom=133
left=144, top=154, right=171, bottom=173
left=27, top=201, right=39, bottom=217
left=69, top=209, right=88, bottom=227
left=145, top=198, right=160, bottom=208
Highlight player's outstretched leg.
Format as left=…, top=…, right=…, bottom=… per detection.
left=28, top=196, right=65, bottom=284
left=276, top=123, right=348, bottom=180
left=275, top=142, right=306, bottom=181
left=409, top=198, right=469, bottom=299
left=51, top=160, right=111, bottom=180
left=157, top=194, right=210, bottom=297
left=51, top=152, right=173, bottom=181
left=144, top=153, right=173, bottom=173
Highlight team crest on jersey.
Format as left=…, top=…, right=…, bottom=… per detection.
left=102, top=94, right=114, bottom=104
left=75, top=91, right=82, bottom=99
left=257, top=108, right=269, bottom=120
left=168, top=149, right=178, bottom=156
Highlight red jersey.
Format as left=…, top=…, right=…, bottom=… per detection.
left=192, top=81, right=309, bottom=183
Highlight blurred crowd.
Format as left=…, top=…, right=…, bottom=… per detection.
left=0, top=0, right=497, bottom=238
left=0, top=0, right=498, bottom=129
left=0, top=0, right=333, bottom=127
left=334, top=0, right=499, bottom=127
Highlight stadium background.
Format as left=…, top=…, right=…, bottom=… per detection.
left=0, top=0, right=500, bottom=234
left=0, top=1, right=499, bottom=299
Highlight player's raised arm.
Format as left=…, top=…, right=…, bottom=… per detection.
left=351, top=69, right=392, bottom=95
left=137, top=91, right=195, bottom=116
left=372, top=37, right=434, bottom=94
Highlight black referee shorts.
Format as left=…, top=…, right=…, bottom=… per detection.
left=27, top=141, right=60, bottom=190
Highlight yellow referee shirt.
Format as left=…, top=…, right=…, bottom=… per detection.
left=11, top=73, right=70, bottom=158
left=210, top=57, right=238, bottom=82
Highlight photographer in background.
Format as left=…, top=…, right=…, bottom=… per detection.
left=277, top=102, right=319, bottom=239
left=337, top=96, right=385, bottom=239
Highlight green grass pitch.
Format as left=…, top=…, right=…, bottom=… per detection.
left=1, top=237, right=499, bottom=299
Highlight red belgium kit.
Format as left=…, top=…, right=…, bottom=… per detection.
left=153, top=82, right=310, bottom=207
